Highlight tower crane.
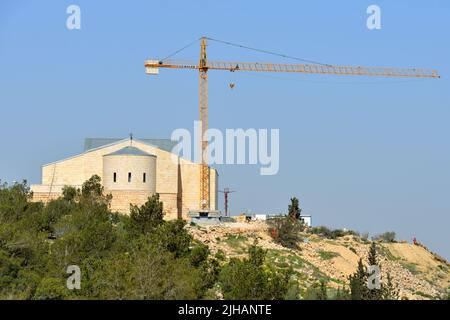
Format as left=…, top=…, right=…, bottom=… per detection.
left=144, top=36, right=440, bottom=212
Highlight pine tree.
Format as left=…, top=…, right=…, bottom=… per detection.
left=335, top=286, right=351, bottom=300
left=335, top=287, right=342, bottom=300
left=349, top=258, right=368, bottom=300
left=317, top=280, right=328, bottom=300
left=381, top=273, right=399, bottom=300
left=349, top=241, right=399, bottom=300
left=288, top=197, right=301, bottom=220
left=366, top=241, right=383, bottom=300
left=368, top=242, right=378, bottom=266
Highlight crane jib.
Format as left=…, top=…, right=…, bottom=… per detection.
left=144, top=60, right=439, bottom=78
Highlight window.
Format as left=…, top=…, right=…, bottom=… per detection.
left=128, top=172, right=132, bottom=182
left=143, top=173, right=146, bottom=183
left=113, top=172, right=117, bottom=183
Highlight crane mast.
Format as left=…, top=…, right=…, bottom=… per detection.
left=144, top=36, right=439, bottom=212
left=199, top=37, right=209, bottom=209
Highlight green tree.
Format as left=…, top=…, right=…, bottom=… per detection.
left=33, top=198, right=73, bottom=235
left=48, top=202, right=116, bottom=270
left=318, top=280, right=328, bottom=300
left=0, top=180, right=40, bottom=223
left=368, top=242, right=378, bottom=266
left=92, top=244, right=203, bottom=299
left=334, top=286, right=351, bottom=300
left=381, top=273, right=399, bottom=300
left=129, top=194, right=164, bottom=235
left=189, top=242, right=210, bottom=267
left=349, top=243, right=399, bottom=300
left=81, top=175, right=103, bottom=199
left=80, top=175, right=111, bottom=206
left=0, top=249, right=20, bottom=291
left=34, top=278, right=67, bottom=300
left=304, top=280, right=328, bottom=300
left=288, top=197, right=301, bottom=220
left=62, top=185, right=79, bottom=202
left=349, top=258, right=368, bottom=300
left=219, top=244, right=292, bottom=300
left=373, top=231, right=396, bottom=243
left=148, top=219, right=192, bottom=258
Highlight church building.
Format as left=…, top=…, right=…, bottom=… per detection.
left=31, top=138, right=218, bottom=220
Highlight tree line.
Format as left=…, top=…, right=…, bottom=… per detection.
left=0, top=178, right=399, bottom=299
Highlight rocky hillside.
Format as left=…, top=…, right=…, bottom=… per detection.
left=187, top=221, right=449, bottom=300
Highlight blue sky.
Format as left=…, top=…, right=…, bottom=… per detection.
left=0, top=1, right=449, bottom=258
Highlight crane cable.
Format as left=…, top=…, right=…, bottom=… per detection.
left=160, top=38, right=200, bottom=62
left=159, top=36, right=334, bottom=67
left=204, top=36, right=333, bottom=67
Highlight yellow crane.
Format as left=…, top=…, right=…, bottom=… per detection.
left=144, top=36, right=439, bottom=212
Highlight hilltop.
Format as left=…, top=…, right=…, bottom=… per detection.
left=187, top=221, right=449, bottom=300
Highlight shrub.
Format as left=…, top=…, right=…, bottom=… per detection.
left=310, top=226, right=357, bottom=239
left=224, top=234, right=247, bottom=248
left=373, top=231, right=396, bottom=243
left=189, top=243, right=210, bottom=267
left=34, top=278, right=67, bottom=300
left=317, top=250, right=339, bottom=260
left=333, top=287, right=351, bottom=300
left=304, top=280, right=328, bottom=300
left=214, top=250, right=226, bottom=261
left=268, top=217, right=304, bottom=249
left=62, top=185, right=79, bottom=202
left=360, top=232, right=369, bottom=242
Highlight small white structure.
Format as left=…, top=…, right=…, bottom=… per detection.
left=188, top=210, right=222, bottom=225
left=300, top=215, right=312, bottom=227
left=251, top=213, right=312, bottom=227
left=254, top=214, right=267, bottom=221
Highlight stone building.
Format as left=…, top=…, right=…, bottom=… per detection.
left=31, top=138, right=218, bottom=220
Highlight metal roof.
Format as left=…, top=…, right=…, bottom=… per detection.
left=84, top=138, right=177, bottom=153
left=104, top=146, right=155, bottom=157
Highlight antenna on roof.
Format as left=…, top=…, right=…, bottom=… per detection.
left=130, top=133, right=133, bottom=146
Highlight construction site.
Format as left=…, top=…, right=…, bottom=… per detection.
left=31, top=37, right=439, bottom=224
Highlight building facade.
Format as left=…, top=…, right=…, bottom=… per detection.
left=31, top=138, right=218, bottom=220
